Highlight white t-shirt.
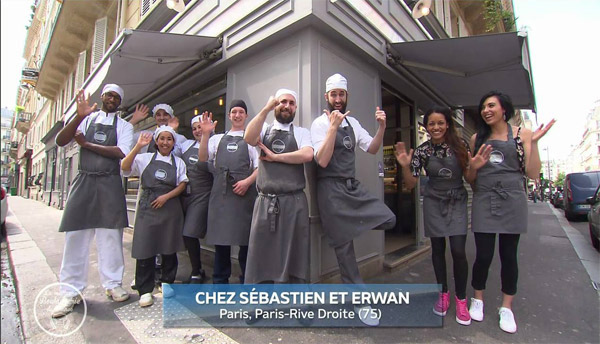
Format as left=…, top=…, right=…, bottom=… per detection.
left=207, top=130, right=259, bottom=169
left=259, top=120, right=313, bottom=150
left=310, top=113, right=373, bottom=156
left=123, top=152, right=189, bottom=185
left=76, top=111, right=134, bottom=156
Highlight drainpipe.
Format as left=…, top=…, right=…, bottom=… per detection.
left=119, top=0, right=128, bottom=32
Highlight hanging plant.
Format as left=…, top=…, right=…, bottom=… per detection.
left=483, top=0, right=516, bottom=32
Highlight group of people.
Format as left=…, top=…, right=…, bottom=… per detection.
left=395, top=91, right=554, bottom=333
left=49, top=73, right=554, bottom=333
left=50, top=74, right=395, bottom=327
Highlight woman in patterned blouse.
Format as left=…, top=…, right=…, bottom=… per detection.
left=395, top=106, right=491, bottom=325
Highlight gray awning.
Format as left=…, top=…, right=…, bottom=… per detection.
left=388, top=32, right=536, bottom=111
left=64, top=29, right=220, bottom=121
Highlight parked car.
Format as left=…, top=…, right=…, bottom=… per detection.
left=563, top=171, right=600, bottom=221
left=552, top=191, right=564, bottom=209
left=586, top=185, right=600, bottom=250
left=1, top=187, right=7, bottom=240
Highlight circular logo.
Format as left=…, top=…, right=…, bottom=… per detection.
left=93, top=131, right=107, bottom=143
left=342, top=136, right=353, bottom=150
left=489, top=150, right=505, bottom=164
left=154, top=169, right=168, bottom=180
left=188, top=155, right=199, bottom=164
left=34, top=282, right=87, bottom=337
left=438, top=168, right=453, bottom=179
left=226, top=142, right=238, bottom=152
left=271, top=139, right=286, bottom=153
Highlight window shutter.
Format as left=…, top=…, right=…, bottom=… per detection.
left=91, top=17, right=107, bottom=69
left=140, top=0, right=160, bottom=19
left=75, top=50, right=86, bottom=91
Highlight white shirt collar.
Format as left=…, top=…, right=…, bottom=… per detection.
left=272, top=120, right=292, bottom=131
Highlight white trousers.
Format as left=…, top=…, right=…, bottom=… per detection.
left=59, top=228, right=125, bottom=296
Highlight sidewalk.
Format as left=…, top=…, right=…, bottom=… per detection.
left=3, top=196, right=599, bottom=343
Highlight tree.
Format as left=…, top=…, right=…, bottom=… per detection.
left=555, top=172, right=565, bottom=189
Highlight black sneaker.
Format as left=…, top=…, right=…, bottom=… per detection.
left=189, top=270, right=207, bottom=284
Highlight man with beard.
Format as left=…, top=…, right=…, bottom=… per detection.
left=244, top=89, right=313, bottom=284
left=310, top=74, right=395, bottom=326
left=52, top=84, right=134, bottom=317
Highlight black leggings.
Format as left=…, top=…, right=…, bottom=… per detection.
left=430, top=235, right=468, bottom=299
left=471, top=233, right=520, bottom=296
left=183, top=236, right=203, bottom=275
left=135, top=253, right=178, bottom=295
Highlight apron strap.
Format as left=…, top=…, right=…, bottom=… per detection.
left=490, top=181, right=509, bottom=216
left=259, top=192, right=280, bottom=232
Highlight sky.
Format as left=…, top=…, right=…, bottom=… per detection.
left=1, top=0, right=599, bottom=161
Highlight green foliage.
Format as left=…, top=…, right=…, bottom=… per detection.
left=555, top=172, right=566, bottom=188
left=483, top=0, right=516, bottom=32
left=15, top=106, right=25, bottom=114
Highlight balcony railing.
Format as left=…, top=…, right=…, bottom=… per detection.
left=15, top=112, right=32, bottom=134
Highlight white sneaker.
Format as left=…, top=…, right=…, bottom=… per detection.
left=139, top=293, right=154, bottom=307
left=499, top=307, right=517, bottom=333
left=354, top=305, right=380, bottom=327
left=106, top=286, right=130, bottom=302
left=469, top=298, right=484, bottom=322
left=51, top=295, right=82, bottom=318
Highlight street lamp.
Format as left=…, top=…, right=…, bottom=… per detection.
left=544, top=147, right=551, bottom=182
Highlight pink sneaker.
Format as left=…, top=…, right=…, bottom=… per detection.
left=433, top=292, right=450, bottom=316
left=455, top=296, right=472, bottom=325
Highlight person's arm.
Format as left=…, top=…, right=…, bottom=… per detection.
left=464, top=134, right=492, bottom=184
left=128, top=104, right=150, bottom=126
left=394, top=142, right=418, bottom=190
left=151, top=182, right=187, bottom=209
left=121, top=132, right=153, bottom=172
left=367, top=107, right=386, bottom=154
left=56, top=89, right=96, bottom=146
left=232, top=168, right=258, bottom=196
left=523, top=119, right=556, bottom=180
left=198, top=111, right=217, bottom=162
left=314, top=110, right=348, bottom=168
left=245, top=96, right=279, bottom=146
left=258, top=143, right=314, bottom=164
left=74, top=132, right=127, bottom=159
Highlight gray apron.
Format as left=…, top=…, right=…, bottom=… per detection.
left=245, top=125, right=310, bottom=283
left=59, top=113, right=128, bottom=232
left=472, top=124, right=527, bottom=234
left=422, top=151, right=468, bottom=237
left=180, top=141, right=213, bottom=238
left=132, top=152, right=185, bottom=259
left=316, top=119, right=396, bottom=247
left=205, top=134, right=257, bottom=246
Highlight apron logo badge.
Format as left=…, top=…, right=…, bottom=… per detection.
left=489, top=150, right=505, bottom=164
left=154, top=169, right=168, bottom=180
left=93, top=131, right=107, bottom=143
left=438, top=168, right=453, bottom=179
left=226, top=142, right=239, bottom=152
left=271, top=139, right=286, bottom=153
left=342, top=136, right=353, bottom=150
left=188, top=155, right=199, bottom=164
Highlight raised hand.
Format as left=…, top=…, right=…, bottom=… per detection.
left=130, top=104, right=149, bottom=124
left=375, top=106, right=386, bottom=127
left=168, top=116, right=180, bottom=131
left=137, top=132, right=153, bottom=147
left=199, top=111, right=217, bottom=135
left=532, top=119, right=556, bottom=143
left=394, top=142, right=413, bottom=167
left=75, top=89, right=97, bottom=119
left=74, top=130, right=87, bottom=147
left=324, top=109, right=349, bottom=129
left=469, top=144, right=492, bottom=171
left=265, top=96, right=280, bottom=112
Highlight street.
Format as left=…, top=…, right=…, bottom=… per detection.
left=1, top=196, right=599, bottom=344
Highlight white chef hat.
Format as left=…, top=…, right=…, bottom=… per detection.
left=325, top=73, right=347, bottom=92
left=101, top=84, right=124, bottom=100
left=191, top=115, right=201, bottom=126
left=275, top=88, right=298, bottom=103
left=154, top=125, right=177, bottom=142
left=152, top=103, right=174, bottom=118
